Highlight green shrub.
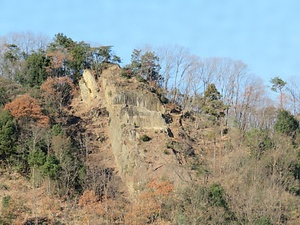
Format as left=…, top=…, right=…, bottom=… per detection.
left=121, top=69, right=131, bottom=79
left=0, top=110, right=17, bottom=159
left=160, top=95, right=169, bottom=104
left=163, top=149, right=170, bottom=155
left=209, top=183, right=227, bottom=208
left=255, top=216, right=273, bottom=225
left=245, top=129, right=273, bottom=159
left=141, top=135, right=151, bottom=142
left=28, top=149, right=46, bottom=168
left=41, top=155, right=61, bottom=179
left=136, top=75, right=146, bottom=83
left=0, top=183, right=9, bottom=190
left=274, top=110, right=299, bottom=136
left=52, top=124, right=63, bottom=136
left=2, top=195, right=11, bottom=208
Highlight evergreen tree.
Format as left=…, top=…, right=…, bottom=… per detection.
left=130, top=49, right=142, bottom=76
left=274, top=109, right=299, bottom=136
left=130, top=49, right=162, bottom=86
left=28, top=149, right=46, bottom=168
left=49, top=33, right=75, bottom=50
left=141, top=51, right=162, bottom=85
left=18, top=51, right=50, bottom=87
left=0, top=87, right=8, bottom=107
left=41, top=155, right=61, bottom=180
left=0, top=110, right=17, bottom=159
left=47, top=33, right=121, bottom=83
left=201, top=83, right=227, bottom=122
left=270, top=76, right=286, bottom=108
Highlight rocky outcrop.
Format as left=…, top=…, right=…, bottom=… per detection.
left=79, top=70, right=99, bottom=106
left=78, top=66, right=191, bottom=194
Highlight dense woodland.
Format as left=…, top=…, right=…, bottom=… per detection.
left=0, top=31, right=300, bottom=224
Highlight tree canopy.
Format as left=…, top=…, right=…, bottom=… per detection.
left=4, top=94, right=49, bottom=126
left=201, top=83, right=227, bottom=121
left=274, top=109, right=299, bottom=136
left=130, top=49, right=162, bottom=86
left=0, top=110, right=17, bottom=159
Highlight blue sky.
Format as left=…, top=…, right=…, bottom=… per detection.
left=1, top=0, right=300, bottom=84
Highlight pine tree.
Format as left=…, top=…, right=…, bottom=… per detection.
left=0, top=110, right=17, bottom=159
left=201, top=83, right=227, bottom=122
left=274, top=109, right=299, bottom=136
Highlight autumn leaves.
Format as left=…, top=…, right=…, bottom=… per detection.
left=4, top=94, right=49, bottom=126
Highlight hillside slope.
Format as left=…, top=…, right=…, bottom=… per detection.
left=73, top=66, right=196, bottom=195
left=1, top=65, right=300, bottom=224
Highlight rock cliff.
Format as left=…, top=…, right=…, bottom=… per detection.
left=76, top=65, right=192, bottom=194
left=78, top=70, right=99, bottom=106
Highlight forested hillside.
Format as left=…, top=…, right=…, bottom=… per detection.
left=0, top=32, right=300, bottom=224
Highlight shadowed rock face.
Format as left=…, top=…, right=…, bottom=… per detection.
left=113, top=91, right=164, bottom=112
left=114, top=94, right=167, bottom=130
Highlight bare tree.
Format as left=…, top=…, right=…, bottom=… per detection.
left=239, top=77, right=266, bottom=132
left=0, top=32, right=50, bottom=80
left=214, top=59, right=251, bottom=126
left=286, top=76, right=300, bottom=115
left=156, top=45, right=176, bottom=93
left=155, top=45, right=197, bottom=103
left=199, top=57, right=220, bottom=92
left=2, top=31, right=50, bottom=55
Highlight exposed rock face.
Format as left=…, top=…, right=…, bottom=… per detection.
left=79, top=70, right=99, bottom=106
left=105, top=87, right=167, bottom=130
left=78, top=66, right=191, bottom=194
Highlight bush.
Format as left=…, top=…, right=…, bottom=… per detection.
left=245, top=129, right=273, bottom=159
left=136, top=75, right=146, bottom=83
left=209, top=183, right=228, bottom=208
left=41, top=155, right=61, bottom=179
left=28, top=149, right=46, bottom=168
left=2, top=195, right=11, bottom=208
left=160, top=95, right=169, bottom=104
left=163, top=149, right=170, bottom=155
left=141, top=135, right=151, bottom=142
left=0, top=183, right=9, bottom=190
left=52, top=124, right=63, bottom=136
left=255, top=216, right=273, bottom=225
left=121, top=69, right=132, bottom=79
left=0, top=195, right=30, bottom=224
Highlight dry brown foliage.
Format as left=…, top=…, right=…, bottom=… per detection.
left=4, top=94, right=49, bottom=126
left=40, top=76, right=75, bottom=115
left=78, top=190, right=105, bottom=223
left=77, top=190, right=127, bottom=224
left=125, top=179, right=174, bottom=225
left=46, top=50, right=72, bottom=75
left=40, top=76, right=75, bottom=95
